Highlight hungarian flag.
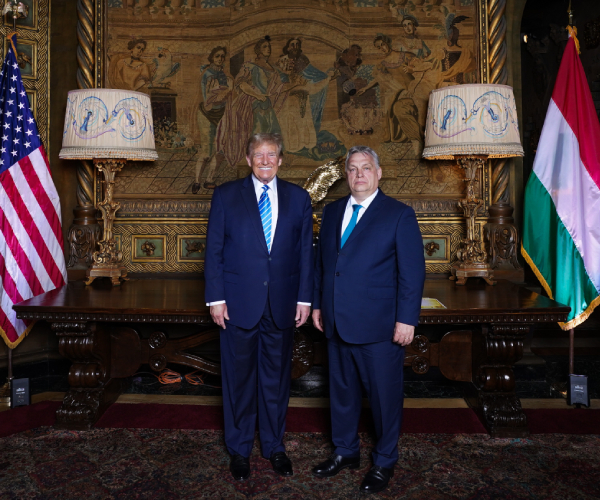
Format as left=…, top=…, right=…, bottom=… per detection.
left=0, top=35, right=67, bottom=348
left=522, top=30, right=600, bottom=330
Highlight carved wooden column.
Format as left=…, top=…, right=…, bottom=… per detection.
left=67, top=0, right=101, bottom=271
left=471, top=324, right=529, bottom=438
left=52, top=321, right=123, bottom=430
left=487, top=0, right=522, bottom=278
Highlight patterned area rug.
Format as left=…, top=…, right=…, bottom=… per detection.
left=2, top=427, right=600, bottom=499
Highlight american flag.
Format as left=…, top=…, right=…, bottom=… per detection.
left=0, top=36, right=67, bottom=348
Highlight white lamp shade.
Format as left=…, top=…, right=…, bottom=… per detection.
left=422, top=84, right=524, bottom=160
left=59, top=88, right=158, bottom=161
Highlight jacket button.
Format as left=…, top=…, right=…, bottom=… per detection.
left=264, top=281, right=268, bottom=286
left=268, top=257, right=272, bottom=261
left=335, top=272, right=340, bottom=276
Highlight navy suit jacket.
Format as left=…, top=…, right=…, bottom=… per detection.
left=205, top=175, right=314, bottom=330
left=314, top=190, right=425, bottom=344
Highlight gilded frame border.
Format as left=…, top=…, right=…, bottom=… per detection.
left=82, top=0, right=505, bottom=220
left=71, top=0, right=510, bottom=274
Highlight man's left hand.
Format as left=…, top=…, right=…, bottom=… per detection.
left=393, top=322, right=415, bottom=346
left=295, top=304, right=310, bottom=327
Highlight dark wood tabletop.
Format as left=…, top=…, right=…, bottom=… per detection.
left=13, top=278, right=570, bottom=325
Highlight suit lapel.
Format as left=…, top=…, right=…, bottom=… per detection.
left=336, top=195, right=350, bottom=250
left=271, top=177, right=290, bottom=252
left=241, top=175, right=269, bottom=254
left=342, top=190, right=386, bottom=249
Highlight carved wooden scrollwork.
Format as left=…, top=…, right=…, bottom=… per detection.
left=472, top=322, right=529, bottom=437
left=149, top=331, right=168, bottom=349
left=478, top=393, right=527, bottom=435
left=411, top=356, right=430, bottom=375
left=52, top=320, right=121, bottom=429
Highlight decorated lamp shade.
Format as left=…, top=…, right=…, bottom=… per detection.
left=59, top=88, right=158, bottom=161
left=422, top=84, right=524, bottom=160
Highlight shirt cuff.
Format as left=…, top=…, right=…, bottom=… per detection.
left=207, top=300, right=226, bottom=306
left=297, top=302, right=311, bottom=306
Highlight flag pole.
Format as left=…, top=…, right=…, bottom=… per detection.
left=0, top=349, right=12, bottom=406
left=568, top=328, right=575, bottom=375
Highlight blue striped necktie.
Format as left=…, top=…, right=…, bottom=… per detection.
left=259, top=185, right=272, bottom=252
left=341, top=204, right=362, bottom=248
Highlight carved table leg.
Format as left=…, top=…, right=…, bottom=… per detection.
left=53, top=322, right=124, bottom=430
left=471, top=324, right=530, bottom=438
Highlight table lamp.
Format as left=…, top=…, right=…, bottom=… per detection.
left=422, top=84, right=524, bottom=285
left=60, top=88, right=158, bottom=285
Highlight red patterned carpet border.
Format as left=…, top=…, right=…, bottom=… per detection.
left=1, top=427, right=600, bottom=499
left=2, top=401, right=599, bottom=439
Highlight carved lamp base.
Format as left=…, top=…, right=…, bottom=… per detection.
left=84, top=159, right=128, bottom=287
left=451, top=261, right=496, bottom=286
left=85, top=264, right=128, bottom=286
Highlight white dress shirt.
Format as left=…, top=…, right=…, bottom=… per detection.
left=208, top=175, right=310, bottom=307
left=341, top=188, right=379, bottom=237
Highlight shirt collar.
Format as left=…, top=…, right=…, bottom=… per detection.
left=349, top=188, right=379, bottom=210
left=252, top=174, right=277, bottom=195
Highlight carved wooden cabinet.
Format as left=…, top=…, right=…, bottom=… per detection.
left=14, top=278, right=569, bottom=437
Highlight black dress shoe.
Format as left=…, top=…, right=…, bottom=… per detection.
left=360, top=465, right=393, bottom=493
left=312, top=453, right=360, bottom=478
left=269, top=451, right=293, bottom=477
left=230, top=455, right=250, bottom=481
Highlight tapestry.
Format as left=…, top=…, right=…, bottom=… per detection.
left=106, top=0, right=478, bottom=199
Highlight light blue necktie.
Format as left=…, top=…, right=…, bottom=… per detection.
left=259, top=185, right=272, bottom=252
left=341, top=204, right=362, bottom=248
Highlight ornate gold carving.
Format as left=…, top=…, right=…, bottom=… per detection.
left=450, top=157, right=495, bottom=286
left=115, top=222, right=208, bottom=273
left=141, top=240, right=156, bottom=256
left=419, top=221, right=474, bottom=274
left=185, top=240, right=205, bottom=257
left=118, top=199, right=213, bottom=215
left=85, top=159, right=128, bottom=286
left=424, top=241, right=440, bottom=257
left=302, top=156, right=346, bottom=206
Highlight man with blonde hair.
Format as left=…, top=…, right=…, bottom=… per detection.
left=205, top=133, right=314, bottom=481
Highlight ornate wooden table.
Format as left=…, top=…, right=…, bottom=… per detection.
left=14, top=278, right=569, bottom=437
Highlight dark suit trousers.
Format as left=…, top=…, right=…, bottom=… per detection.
left=328, top=331, right=405, bottom=469
left=219, top=294, right=294, bottom=459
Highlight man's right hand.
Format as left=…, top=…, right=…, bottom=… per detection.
left=210, top=303, right=229, bottom=329
left=312, top=309, right=324, bottom=332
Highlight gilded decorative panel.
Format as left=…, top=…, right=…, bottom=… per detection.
left=114, top=220, right=207, bottom=273
left=0, top=0, right=49, bottom=152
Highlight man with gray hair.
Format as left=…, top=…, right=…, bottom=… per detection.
left=311, top=145, right=425, bottom=493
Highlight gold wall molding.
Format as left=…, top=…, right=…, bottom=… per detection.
left=115, top=199, right=212, bottom=216
left=0, top=0, right=50, bottom=152
left=420, top=220, right=486, bottom=275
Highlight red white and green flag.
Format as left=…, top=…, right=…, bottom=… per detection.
left=522, top=31, right=600, bottom=330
